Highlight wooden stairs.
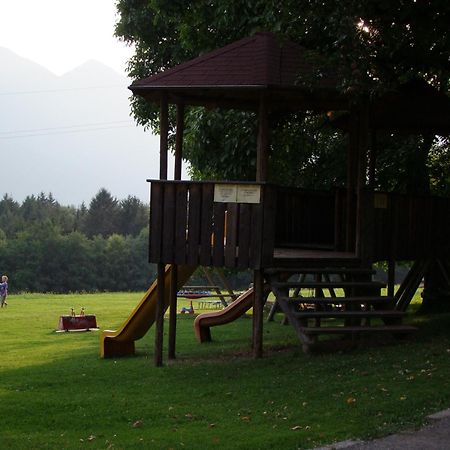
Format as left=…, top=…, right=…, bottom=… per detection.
left=266, top=266, right=417, bottom=352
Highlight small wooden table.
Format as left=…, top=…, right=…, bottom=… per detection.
left=57, top=315, right=98, bottom=332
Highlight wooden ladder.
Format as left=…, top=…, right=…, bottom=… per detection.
left=267, top=266, right=417, bottom=353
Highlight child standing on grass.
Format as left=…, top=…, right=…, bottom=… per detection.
left=0, top=275, right=8, bottom=308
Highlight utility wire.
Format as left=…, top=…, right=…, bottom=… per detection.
left=0, top=123, right=136, bottom=140
left=0, top=120, right=131, bottom=136
left=0, top=84, right=127, bottom=96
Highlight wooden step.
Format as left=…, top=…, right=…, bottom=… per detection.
left=266, top=267, right=375, bottom=276
left=301, top=325, right=417, bottom=335
left=281, top=296, right=395, bottom=304
left=272, top=281, right=386, bottom=290
left=293, top=310, right=405, bottom=319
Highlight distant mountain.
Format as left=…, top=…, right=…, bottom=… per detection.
left=0, top=47, right=56, bottom=88
left=0, top=48, right=184, bottom=206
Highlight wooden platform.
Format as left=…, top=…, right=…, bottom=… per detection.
left=273, top=248, right=359, bottom=267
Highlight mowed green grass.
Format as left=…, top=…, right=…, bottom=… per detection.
left=1, top=291, right=450, bottom=449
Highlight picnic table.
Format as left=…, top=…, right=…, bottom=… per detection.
left=177, top=285, right=239, bottom=308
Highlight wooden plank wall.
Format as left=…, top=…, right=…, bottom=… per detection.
left=149, top=181, right=274, bottom=269
left=371, top=193, right=450, bottom=261
left=149, top=182, right=450, bottom=267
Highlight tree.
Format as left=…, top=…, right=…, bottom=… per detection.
left=0, top=194, right=23, bottom=238
left=115, top=0, right=450, bottom=192
left=116, top=196, right=148, bottom=236
left=115, top=0, right=450, bottom=311
left=82, top=188, right=119, bottom=238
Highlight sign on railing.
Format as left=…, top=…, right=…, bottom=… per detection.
left=214, top=184, right=261, bottom=204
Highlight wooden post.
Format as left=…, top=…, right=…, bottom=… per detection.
left=155, top=263, right=165, bottom=366
left=368, top=129, right=377, bottom=188
left=253, top=269, right=264, bottom=358
left=160, top=94, right=169, bottom=180
left=168, top=264, right=178, bottom=359
left=346, top=107, right=358, bottom=251
left=388, top=260, right=395, bottom=298
left=356, top=100, right=370, bottom=192
left=174, top=103, right=184, bottom=181
left=256, top=93, right=269, bottom=182
left=354, top=99, right=372, bottom=263
left=167, top=103, right=184, bottom=360
left=253, top=92, right=269, bottom=356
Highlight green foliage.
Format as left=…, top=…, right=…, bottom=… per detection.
left=115, top=1, right=450, bottom=192
left=0, top=191, right=154, bottom=293
left=82, top=188, right=119, bottom=238
left=183, top=109, right=257, bottom=180
left=429, top=137, right=450, bottom=195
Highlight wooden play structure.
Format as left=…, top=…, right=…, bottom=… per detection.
left=101, top=32, right=450, bottom=365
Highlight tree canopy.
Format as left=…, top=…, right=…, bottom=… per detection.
left=115, top=1, right=450, bottom=194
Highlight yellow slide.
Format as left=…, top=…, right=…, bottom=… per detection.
left=100, top=265, right=195, bottom=358
left=194, top=288, right=255, bottom=343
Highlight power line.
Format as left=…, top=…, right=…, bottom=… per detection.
left=0, top=123, right=136, bottom=140
left=0, top=84, right=127, bottom=96
left=0, top=120, right=131, bottom=136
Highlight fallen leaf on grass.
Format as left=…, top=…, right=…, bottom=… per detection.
left=346, top=397, right=357, bottom=405
left=88, top=435, right=96, bottom=442
left=291, top=425, right=302, bottom=431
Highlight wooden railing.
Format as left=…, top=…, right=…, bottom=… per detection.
left=367, top=191, right=450, bottom=261
left=148, top=180, right=450, bottom=269
left=148, top=181, right=276, bottom=269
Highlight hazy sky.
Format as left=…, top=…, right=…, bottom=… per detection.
left=0, top=0, right=133, bottom=76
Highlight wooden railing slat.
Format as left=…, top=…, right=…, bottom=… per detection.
left=161, top=182, right=176, bottom=262
left=199, top=183, right=214, bottom=266
left=187, top=183, right=202, bottom=266
left=225, top=203, right=239, bottom=268
left=262, top=186, right=276, bottom=267
left=174, top=183, right=188, bottom=265
left=237, top=203, right=251, bottom=269
left=149, top=182, right=163, bottom=263
left=212, top=202, right=226, bottom=267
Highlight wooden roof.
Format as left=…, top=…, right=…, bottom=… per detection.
left=330, top=79, right=450, bottom=134
left=129, top=32, right=346, bottom=111
left=371, top=79, right=450, bottom=133
left=130, top=32, right=450, bottom=132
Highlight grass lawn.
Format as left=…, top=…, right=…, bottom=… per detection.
left=1, top=291, right=450, bottom=449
